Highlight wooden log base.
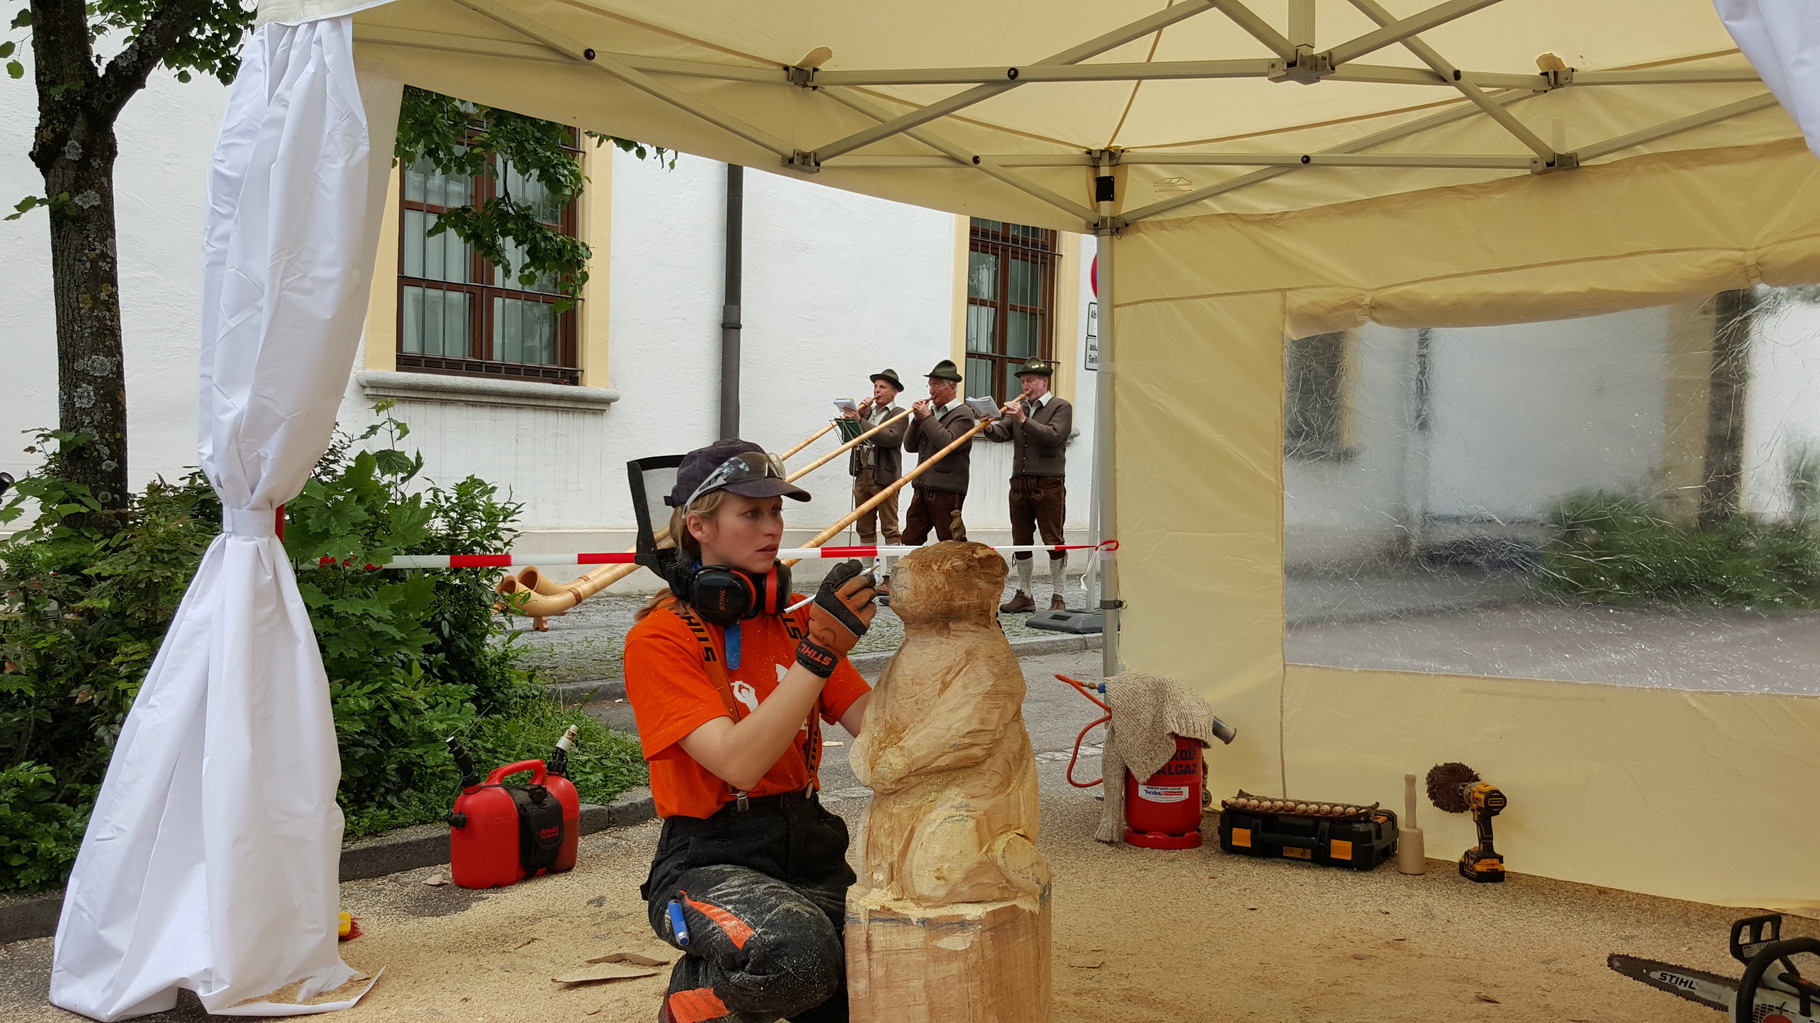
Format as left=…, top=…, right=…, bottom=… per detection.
left=846, top=892, right=1051, bottom=1023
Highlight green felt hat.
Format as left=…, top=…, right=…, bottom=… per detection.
left=926, top=359, right=963, bottom=383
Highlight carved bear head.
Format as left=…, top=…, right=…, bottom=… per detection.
left=887, top=540, right=1008, bottom=628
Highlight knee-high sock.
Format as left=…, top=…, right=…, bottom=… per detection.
left=1049, top=557, right=1066, bottom=597
left=1016, top=557, right=1034, bottom=594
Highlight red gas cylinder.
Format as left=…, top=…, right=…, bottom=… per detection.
left=448, top=758, right=579, bottom=889
left=1124, top=736, right=1205, bottom=849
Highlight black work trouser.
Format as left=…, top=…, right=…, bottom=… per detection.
left=641, top=791, right=854, bottom=1023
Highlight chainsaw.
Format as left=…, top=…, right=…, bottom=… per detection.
left=1608, top=914, right=1820, bottom=1022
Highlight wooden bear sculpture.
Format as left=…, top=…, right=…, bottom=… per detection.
left=847, top=540, right=1051, bottom=1023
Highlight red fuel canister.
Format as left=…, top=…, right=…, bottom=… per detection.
left=447, top=757, right=578, bottom=889
left=1124, top=736, right=1205, bottom=849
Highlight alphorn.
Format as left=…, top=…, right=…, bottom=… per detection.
left=500, top=398, right=1015, bottom=617
left=783, top=393, right=1025, bottom=566
left=498, top=405, right=895, bottom=611
left=497, top=414, right=852, bottom=617
left=785, top=406, right=913, bottom=481
left=779, top=420, right=838, bottom=461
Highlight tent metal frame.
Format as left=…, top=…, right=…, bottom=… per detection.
left=369, top=0, right=1775, bottom=675
left=394, top=0, right=1774, bottom=233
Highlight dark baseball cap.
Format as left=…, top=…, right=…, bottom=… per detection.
left=666, top=438, right=811, bottom=508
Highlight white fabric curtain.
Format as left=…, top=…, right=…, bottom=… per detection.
left=49, top=17, right=401, bottom=1020
left=1717, top=0, right=1820, bottom=159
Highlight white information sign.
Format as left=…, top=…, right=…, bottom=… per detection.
left=1084, top=302, right=1100, bottom=371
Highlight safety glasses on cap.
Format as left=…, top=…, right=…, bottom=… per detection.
left=681, top=450, right=788, bottom=510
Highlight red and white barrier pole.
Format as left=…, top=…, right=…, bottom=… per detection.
left=350, top=541, right=1116, bottom=572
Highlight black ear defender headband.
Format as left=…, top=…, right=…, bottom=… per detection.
left=628, top=454, right=793, bottom=627
left=665, top=559, right=793, bottom=627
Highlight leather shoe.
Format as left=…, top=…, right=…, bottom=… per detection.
left=998, top=590, right=1036, bottom=614
left=1050, top=594, right=1067, bottom=611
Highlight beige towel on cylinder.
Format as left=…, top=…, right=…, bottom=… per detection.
left=1094, top=672, right=1223, bottom=843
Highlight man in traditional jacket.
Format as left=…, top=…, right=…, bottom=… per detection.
left=843, top=368, right=910, bottom=568
left=983, top=358, right=1073, bottom=612
left=901, top=359, right=978, bottom=545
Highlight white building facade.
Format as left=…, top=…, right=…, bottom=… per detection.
left=12, top=71, right=1814, bottom=591
left=3, top=70, right=1103, bottom=590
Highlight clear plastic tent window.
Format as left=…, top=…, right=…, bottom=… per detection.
left=1284, top=286, right=1820, bottom=695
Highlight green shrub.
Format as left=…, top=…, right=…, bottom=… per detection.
left=0, top=432, right=221, bottom=891
left=342, top=702, right=645, bottom=840
left=1542, top=492, right=1820, bottom=608
left=0, top=762, right=95, bottom=891
left=0, top=410, right=645, bottom=891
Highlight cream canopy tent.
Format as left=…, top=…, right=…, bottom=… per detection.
left=50, top=0, right=1820, bottom=1018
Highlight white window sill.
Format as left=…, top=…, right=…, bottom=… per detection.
left=356, top=370, right=620, bottom=413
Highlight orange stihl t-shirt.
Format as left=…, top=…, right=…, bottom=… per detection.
left=624, top=597, right=869, bottom=820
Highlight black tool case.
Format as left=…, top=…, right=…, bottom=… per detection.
left=1217, top=807, right=1399, bottom=870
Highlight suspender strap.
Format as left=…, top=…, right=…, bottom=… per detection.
left=777, top=613, right=824, bottom=785
left=668, top=601, right=822, bottom=804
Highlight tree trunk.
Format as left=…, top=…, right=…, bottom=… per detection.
left=27, top=0, right=133, bottom=517
left=1697, top=288, right=1756, bottom=531
left=26, top=0, right=221, bottom=519
left=41, top=130, right=130, bottom=514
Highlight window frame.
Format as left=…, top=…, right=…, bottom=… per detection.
left=395, top=125, right=584, bottom=385
left=965, top=219, right=1058, bottom=404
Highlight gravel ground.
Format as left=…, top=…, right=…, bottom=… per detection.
left=6, top=649, right=1809, bottom=1023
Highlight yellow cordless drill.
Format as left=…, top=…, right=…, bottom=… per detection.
left=1425, top=762, right=1507, bottom=883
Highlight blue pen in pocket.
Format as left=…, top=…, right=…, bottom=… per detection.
left=667, top=899, right=691, bottom=947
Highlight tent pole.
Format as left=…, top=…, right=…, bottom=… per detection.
left=1094, top=228, right=1119, bottom=678
left=720, top=163, right=743, bottom=439
left=1094, top=155, right=1121, bottom=679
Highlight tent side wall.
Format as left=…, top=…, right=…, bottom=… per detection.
left=1116, top=137, right=1820, bottom=911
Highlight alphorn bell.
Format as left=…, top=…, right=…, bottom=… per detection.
left=497, top=408, right=905, bottom=619
left=499, top=396, right=1017, bottom=617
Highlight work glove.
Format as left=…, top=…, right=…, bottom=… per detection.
left=796, top=560, right=877, bottom=678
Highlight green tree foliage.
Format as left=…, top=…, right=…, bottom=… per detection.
left=4, top=0, right=258, bottom=515
left=0, top=431, right=223, bottom=889
left=5, top=2, right=670, bottom=514
left=394, top=86, right=672, bottom=309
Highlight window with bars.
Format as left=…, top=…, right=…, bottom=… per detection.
left=965, top=219, right=1057, bottom=403
left=397, top=130, right=582, bottom=384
